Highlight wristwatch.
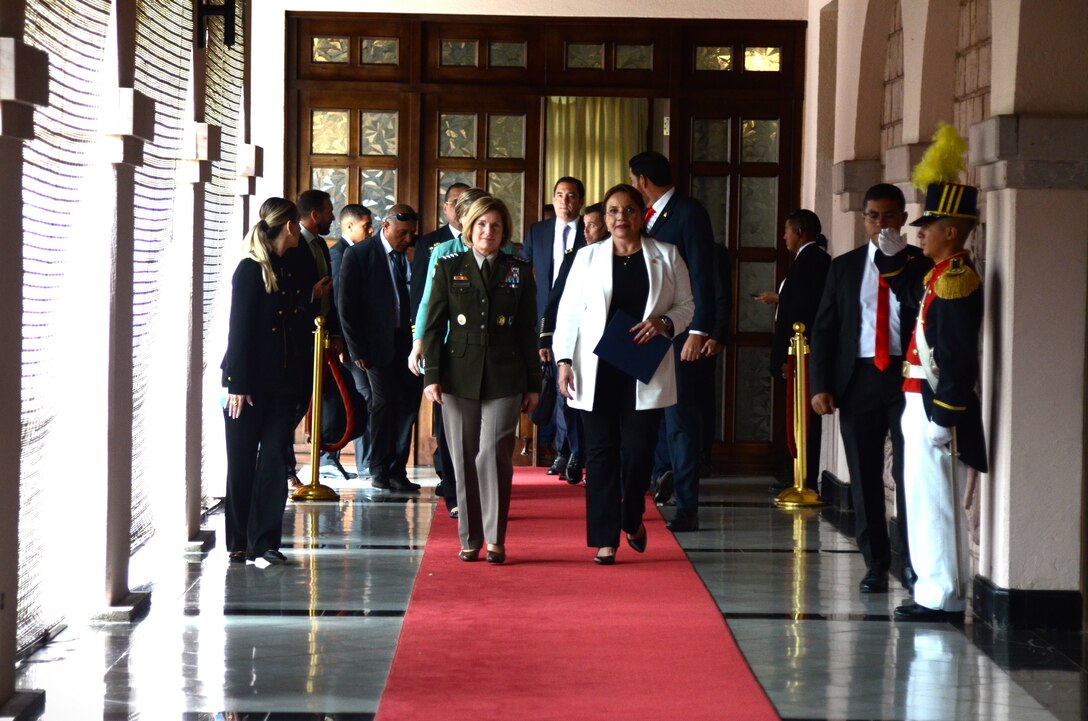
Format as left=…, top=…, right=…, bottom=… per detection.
left=658, top=315, right=674, bottom=336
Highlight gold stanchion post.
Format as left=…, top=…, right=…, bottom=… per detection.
left=292, top=316, right=340, bottom=502
left=775, top=322, right=826, bottom=509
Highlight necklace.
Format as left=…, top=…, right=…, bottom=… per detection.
left=615, top=247, right=642, bottom=266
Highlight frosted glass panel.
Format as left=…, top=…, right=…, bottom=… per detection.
left=311, top=168, right=348, bottom=215
left=360, top=111, right=398, bottom=157
left=361, top=38, right=399, bottom=65
left=489, top=42, right=526, bottom=68
left=360, top=168, right=398, bottom=221
left=310, top=110, right=349, bottom=155
left=616, top=44, right=653, bottom=70
left=437, top=170, right=477, bottom=226
left=439, top=113, right=477, bottom=158
left=692, top=118, right=730, bottom=163
left=740, top=177, right=777, bottom=248
left=744, top=46, right=781, bottom=72
left=735, top=346, right=772, bottom=442
left=488, top=115, right=525, bottom=159
left=742, top=119, right=779, bottom=163
left=691, top=176, right=729, bottom=246
left=737, top=261, right=776, bottom=333
left=441, top=40, right=478, bottom=67
left=567, top=43, right=604, bottom=69
left=312, top=37, right=349, bottom=64
left=695, top=46, right=732, bottom=71
left=488, top=171, right=524, bottom=244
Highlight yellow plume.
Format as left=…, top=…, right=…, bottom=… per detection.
left=911, top=123, right=967, bottom=191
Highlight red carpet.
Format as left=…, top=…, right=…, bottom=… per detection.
left=375, top=468, right=780, bottom=721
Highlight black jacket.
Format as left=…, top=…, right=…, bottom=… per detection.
left=410, top=225, right=455, bottom=320
left=645, top=193, right=716, bottom=335
left=771, top=243, right=830, bottom=377
left=519, top=217, right=586, bottom=327
left=339, top=235, right=411, bottom=368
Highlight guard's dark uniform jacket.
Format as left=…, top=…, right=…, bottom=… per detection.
left=876, top=249, right=987, bottom=472
left=422, top=250, right=541, bottom=400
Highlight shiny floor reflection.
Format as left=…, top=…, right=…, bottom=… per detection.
left=14, top=471, right=1086, bottom=720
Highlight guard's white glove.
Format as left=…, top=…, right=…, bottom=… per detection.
left=926, top=420, right=953, bottom=447
left=877, top=227, right=908, bottom=256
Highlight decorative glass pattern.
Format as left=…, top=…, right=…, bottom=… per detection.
left=488, top=114, right=525, bottom=159
left=742, top=119, right=779, bottom=163
left=487, top=171, right=524, bottom=244
left=692, top=118, right=731, bottom=162
left=361, top=37, right=399, bottom=65
left=691, top=176, right=730, bottom=246
left=312, top=36, right=349, bottom=64
left=360, top=111, right=398, bottom=156
left=441, top=40, right=478, bottom=67
left=744, top=46, right=782, bottom=72
left=360, top=168, right=398, bottom=220
left=311, top=167, right=349, bottom=215
left=735, top=346, right=773, bottom=442
left=739, top=177, right=778, bottom=248
left=310, top=110, right=349, bottom=155
left=695, top=46, right=732, bottom=71
left=737, top=261, right=776, bottom=333
left=489, top=41, right=527, bottom=68
left=616, top=44, right=653, bottom=70
left=437, top=170, right=477, bottom=226
left=439, top=113, right=477, bottom=158
left=567, top=43, right=605, bottom=70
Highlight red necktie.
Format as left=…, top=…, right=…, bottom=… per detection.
left=643, top=207, right=655, bottom=225
left=874, top=277, right=890, bottom=371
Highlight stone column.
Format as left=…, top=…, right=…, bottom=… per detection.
left=0, top=7, right=49, bottom=716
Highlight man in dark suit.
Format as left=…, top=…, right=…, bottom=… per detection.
left=339, top=204, right=422, bottom=493
left=764, top=210, right=831, bottom=493
left=330, top=204, right=374, bottom=479
left=629, top=152, right=716, bottom=532
left=410, top=182, right=469, bottom=322
left=810, top=183, right=919, bottom=593
left=521, top=177, right=586, bottom=482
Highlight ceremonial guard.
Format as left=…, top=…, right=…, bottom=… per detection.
left=875, top=124, right=987, bottom=621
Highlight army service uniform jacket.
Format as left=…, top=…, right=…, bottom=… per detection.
left=422, top=250, right=541, bottom=400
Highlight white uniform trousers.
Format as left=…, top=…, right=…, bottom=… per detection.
left=901, top=393, right=969, bottom=612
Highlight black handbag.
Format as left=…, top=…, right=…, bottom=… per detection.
left=530, top=361, right=557, bottom=426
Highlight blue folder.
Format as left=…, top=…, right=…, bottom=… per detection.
left=592, top=309, right=672, bottom=384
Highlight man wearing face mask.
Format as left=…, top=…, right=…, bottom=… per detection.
left=339, top=204, right=422, bottom=493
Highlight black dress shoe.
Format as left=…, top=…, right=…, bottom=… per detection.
left=626, top=524, right=647, bottom=553
left=458, top=548, right=480, bottom=562
left=547, top=455, right=569, bottom=476
left=371, top=477, right=391, bottom=490
left=894, top=601, right=964, bottom=622
left=564, top=457, right=583, bottom=485
left=389, top=477, right=421, bottom=492
left=666, top=510, right=699, bottom=532
left=900, top=565, right=918, bottom=592
left=859, top=569, right=889, bottom=593
left=486, top=549, right=506, bottom=564
left=652, top=470, right=674, bottom=504
left=228, top=551, right=247, bottom=563
left=594, top=549, right=616, bottom=565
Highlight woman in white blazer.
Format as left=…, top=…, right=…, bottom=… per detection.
left=553, top=184, right=694, bottom=564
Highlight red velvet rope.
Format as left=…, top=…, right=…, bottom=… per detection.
left=304, top=349, right=357, bottom=452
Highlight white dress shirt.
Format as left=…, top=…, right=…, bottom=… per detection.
left=551, top=218, right=578, bottom=283
left=858, top=240, right=902, bottom=357
left=644, top=187, right=675, bottom=232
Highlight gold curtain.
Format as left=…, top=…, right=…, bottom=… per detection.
left=545, top=96, right=649, bottom=206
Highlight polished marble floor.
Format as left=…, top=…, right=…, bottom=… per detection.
left=14, top=472, right=1087, bottom=720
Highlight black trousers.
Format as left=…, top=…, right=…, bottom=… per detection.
left=582, top=364, right=663, bottom=548
left=224, top=389, right=303, bottom=557
left=366, top=334, right=422, bottom=484
left=838, top=358, right=909, bottom=573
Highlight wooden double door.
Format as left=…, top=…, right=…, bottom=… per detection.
left=287, top=13, right=806, bottom=474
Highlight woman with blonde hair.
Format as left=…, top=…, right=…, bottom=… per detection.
left=422, top=196, right=540, bottom=564
left=221, top=197, right=312, bottom=566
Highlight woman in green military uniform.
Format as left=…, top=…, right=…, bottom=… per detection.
left=422, top=196, right=541, bottom=564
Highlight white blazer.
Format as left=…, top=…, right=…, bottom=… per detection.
left=553, top=236, right=694, bottom=412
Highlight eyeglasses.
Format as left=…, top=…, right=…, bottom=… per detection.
left=606, top=207, right=641, bottom=217
left=862, top=210, right=902, bottom=221
left=386, top=211, right=418, bottom=222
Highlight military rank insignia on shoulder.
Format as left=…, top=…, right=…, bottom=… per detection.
left=935, top=259, right=981, bottom=300
left=439, top=252, right=460, bottom=261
